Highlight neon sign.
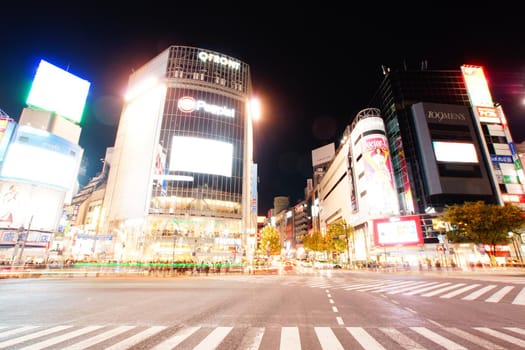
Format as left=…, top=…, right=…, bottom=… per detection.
left=198, top=51, right=240, bottom=70
left=178, top=96, right=235, bottom=118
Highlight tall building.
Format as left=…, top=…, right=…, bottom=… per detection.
left=0, top=59, right=89, bottom=264
left=100, top=46, right=257, bottom=262
left=313, top=64, right=524, bottom=267
left=370, top=65, right=511, bottom=237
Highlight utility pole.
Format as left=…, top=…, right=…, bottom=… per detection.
left=16, top=215, right=33, bottom=266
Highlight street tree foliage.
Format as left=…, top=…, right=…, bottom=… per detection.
left=440, top=201, right=525, bottom=262
left=302, top=220, right=354, bottom=257
left=327, top=220, right=354, bottom=254
left=302, top=230, right=324, bottom=252
left=258, top=225, right=281, bottom=256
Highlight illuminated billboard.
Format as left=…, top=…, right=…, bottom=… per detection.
left=373, top=215, right=424, bottom=246
left=362, top=136, right=398, bottom=215
left=0, top=125, right=82, bottom=190
left=461, top=65, right=494, bottom=108
left=432, top=141, right=479, bottom=163
left=169, top=136, right=233, bottom=177
left=26, top=59, right=91, bottom=123
left=0, top=181, right=65, bottom=230
left=0, top=117, right=16, bottom=162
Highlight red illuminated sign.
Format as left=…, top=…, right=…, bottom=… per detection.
left=373, top=215, right=424, bottom=247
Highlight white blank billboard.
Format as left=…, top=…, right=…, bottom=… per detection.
left=170, top=136, right=233, bottom=177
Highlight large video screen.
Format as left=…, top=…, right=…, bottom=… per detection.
left=0, top=126, right=82, bottom=190
left=169, top=136, right=233, bottom=177
left=373, top=215, right=424, bottom=246
left=432, top=141, right=479, bottom=163
left=26, top=59, right=91, bottom=123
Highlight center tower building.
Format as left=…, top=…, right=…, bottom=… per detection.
left=100, top=46, right=256, bottom=262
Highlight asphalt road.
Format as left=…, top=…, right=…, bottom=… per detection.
left=1, top=269, right=524, bottom=349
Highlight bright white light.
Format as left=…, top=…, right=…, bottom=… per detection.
left=26, top=59, right=90, bottom=123
left=1, top=142, right=78, bottom=189
left=124, top=76, right=159, bottom=101
left=432, top=141, right=479, bottom=163
left=248, top=97, right=261, bottom=121
left=170, top=136, right=233, bottom=177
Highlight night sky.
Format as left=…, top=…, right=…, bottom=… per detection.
left=2, top=3, right=525, bottom=215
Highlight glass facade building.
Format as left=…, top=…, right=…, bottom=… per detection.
left=101, top=46, right=255, bottom=262
left=371, top=69, right=498, bottom=212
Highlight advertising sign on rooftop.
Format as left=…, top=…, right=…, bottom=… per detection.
left=461, top=65, right=494, bottom=108
left=26, top=59, right=91, bottom=124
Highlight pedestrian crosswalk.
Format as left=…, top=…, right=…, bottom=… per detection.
left=218, top=275, right=525, bottom=305
left=0, top=324, right=524, bottom=349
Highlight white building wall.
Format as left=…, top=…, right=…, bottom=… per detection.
left=102, top=49, right=169, bottom=230
left=318, top=141, right=353, bottom=229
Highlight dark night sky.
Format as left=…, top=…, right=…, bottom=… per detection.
left=2, top=2, right=525, bottom=215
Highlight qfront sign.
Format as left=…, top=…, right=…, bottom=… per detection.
left=178, top=96, right=235, bottom=118
left=197, top=51, right=240, bottom=70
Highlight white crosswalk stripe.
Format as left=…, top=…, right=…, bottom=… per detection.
left=209, top=275, right=525, bottom=305
left=420, top=283, right=466, bottom=297
left=439, top=284, right=481, bottom=299
left=315, top=327, right=345, bottom=350
left=18, top=325, right=103, bottom=350
left=0, top=325, right=523, bottom=349
left=512, top=288, right=525, bottom=305
left=485, top=286, right=514, bottom=303
left=462, top=285, right=497, bottom=300
left=475, top=327, right=525, bottom=348
left=151, top=326, right=200, bottom=350
left=61, top=325, right=136, bottom=350
left=104, top=326, right=166, bottom=350
left=411, top=327, right=468, bottom=350
left=194, top=326, right=232, bottom=350
left=379, top=327, right=426, bottom=349
left=0, top=325, right=72, bottom=349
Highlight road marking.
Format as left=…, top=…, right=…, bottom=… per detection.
left=379, top=327, right=426, bottom=349
left=332, top=306, right=338, bottom=312
left=374, top=281, right=428, bottom=293
left=485, top=286, right=514, bottom=303
left=0, top=325, right=72, bottom=349
left=336, top=316, right=344, bottom=325
left=511, top=287, right=525, bottom=305
left=387, top=282, right=439, bottom=295
left=475, top=327, right=525, bottom=347
left=194, top=326, right=232, bottom=350
left=237, top=327, right=265, bottom=350
left=421, top=283, right=466, bottom=297
left=104, top=326, right=166, bottom=350
left=439, top=284, right=480, bottom=299
left=280, top=327, right=300, bottom=350
left=62, top=325, right=136, bottom=350
left=0, top=326, right=40, bottom=339
left=410, top=327, right=467, bottom=350
left=19, top=325, right=103, bottom=350
left=347, top=327, right=386, bottom=349
left=315, top=327, right=344, bottom=350
left=404, top=282, right=451, bottom=296
left=443, top=327, right=506, bottom=349
left=151, top=326, right=200, bottom=350
left=461, top=285, right=497, bottom=300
